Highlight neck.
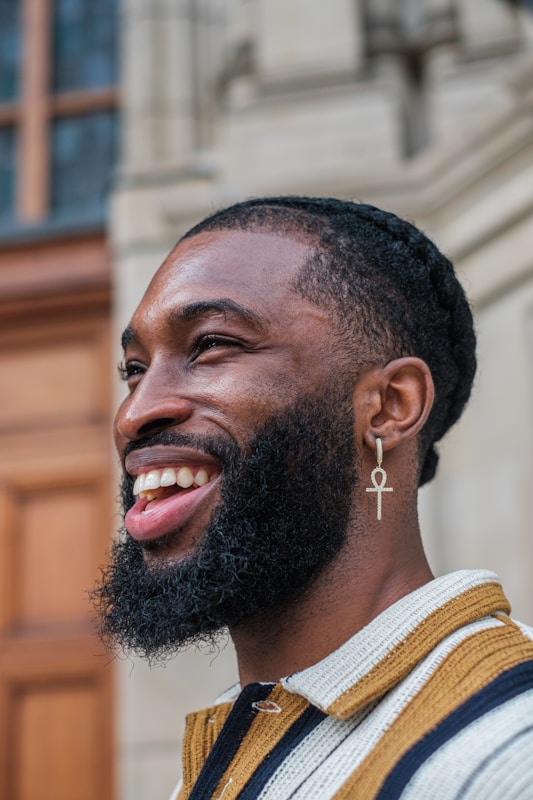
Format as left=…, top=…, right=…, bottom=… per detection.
left=230, top=518, right=433, bottom=686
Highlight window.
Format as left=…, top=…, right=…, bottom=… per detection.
left=0, top=0, right=119, bottom=232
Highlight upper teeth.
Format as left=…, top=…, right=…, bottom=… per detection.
left=133, top=467, right=217, bottom=497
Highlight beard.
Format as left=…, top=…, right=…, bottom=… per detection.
left=92, top=388, right=358, bottom=663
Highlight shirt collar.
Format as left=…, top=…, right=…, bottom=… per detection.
left=280, top=570, right=509, bottom=719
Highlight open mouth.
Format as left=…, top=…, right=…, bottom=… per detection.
left=123, top=447, right=223, bottom=545
left=133, top=465, right=220, bottom=504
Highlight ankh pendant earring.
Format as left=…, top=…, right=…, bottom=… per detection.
left=365, top=437, right=393, bottom=521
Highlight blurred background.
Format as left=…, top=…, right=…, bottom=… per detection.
left=0, top=1, right=532, bottom=798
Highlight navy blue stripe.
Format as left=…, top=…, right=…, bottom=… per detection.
left=237, top=704, right=327, bottom=799
left=375, top=660, right=533, bottom=800
left=189, top=682, right=274, bottom=800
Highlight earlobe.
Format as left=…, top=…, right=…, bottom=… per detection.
left=359, top=357, right=434, bottom=452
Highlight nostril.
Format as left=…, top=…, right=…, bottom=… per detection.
left=137, top=418, right=176, bottom=437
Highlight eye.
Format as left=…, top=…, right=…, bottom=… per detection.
left=192, top=334, right=243, bottom=359
left=117, top=360, right=146, bottom=382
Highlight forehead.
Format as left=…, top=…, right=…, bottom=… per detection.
left=133, top=229, right=313, bottom=327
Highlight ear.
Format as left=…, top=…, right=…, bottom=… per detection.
left=354, top=357, right=434, bottom=453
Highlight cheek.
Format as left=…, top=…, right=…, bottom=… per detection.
left=199, top=371, right=303, bottom=426
left=200, top=394, right=283, bottom=442
left=193, top=349, right=318, bottom=410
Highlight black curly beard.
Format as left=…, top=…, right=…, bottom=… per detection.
left=92, top=389, right=358, bottom=663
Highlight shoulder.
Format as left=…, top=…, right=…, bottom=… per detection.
left=376, top=616, right=533, bottom=799
left=392, top=686, right=533, bottom=799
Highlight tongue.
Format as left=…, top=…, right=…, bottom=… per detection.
left=124, top=480, right=216, bottom=543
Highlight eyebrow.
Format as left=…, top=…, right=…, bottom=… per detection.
left=120, top=298, right=268, bottom=352
left=121, top=326, right=138, bottom=350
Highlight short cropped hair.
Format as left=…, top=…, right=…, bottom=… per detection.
left=181, top=196, right=477, bottom=486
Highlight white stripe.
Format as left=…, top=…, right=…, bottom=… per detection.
left=215, top=682, right=242, bottom=704
left=259, top=617, right=502, bottom=799
left=257, top=710, right=371, bottom=800
left=283, top=570, right=502, bottom=710
left=400, top=689, right=533, bottom=799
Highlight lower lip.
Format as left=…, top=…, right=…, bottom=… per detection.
left=124, top=479, right=220, bottom=542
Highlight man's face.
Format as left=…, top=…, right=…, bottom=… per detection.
left=95, top=230, right=360, bottom=658
left=114, top=229, right=349, bottom=561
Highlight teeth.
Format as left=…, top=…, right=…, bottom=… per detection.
left=176, top=467, right=194, bottom=488
left=195, top=468, right=208, bottom=486
left=144, top=470, right=160, bottom=490
left=160, top=467, right=177, bottom=487
left=132, top=466, right=218, bottom=497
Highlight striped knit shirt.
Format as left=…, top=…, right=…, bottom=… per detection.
left=170, top=570, right=533, bottom=799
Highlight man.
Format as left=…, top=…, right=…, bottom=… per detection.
left=94, top=197, right=533, bottom=798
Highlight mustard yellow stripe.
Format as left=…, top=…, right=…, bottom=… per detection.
left=333, top=620, right=533, bottom=799
left=329, top=582, right=510, bottom=719
left=211, top=684, right=310, bottom=800
left=180, top=702, right=234, bottom=798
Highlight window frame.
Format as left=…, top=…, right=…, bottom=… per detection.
left=0, top=0, right=118, bottom=225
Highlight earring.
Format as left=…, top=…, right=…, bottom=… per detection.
left=365, top=438, right=393, bottom=521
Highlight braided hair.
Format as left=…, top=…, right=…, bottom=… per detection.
left=181, top=196, right=477, bottom=486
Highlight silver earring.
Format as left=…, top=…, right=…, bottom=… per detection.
left=365, top=438, right=393, bottom=521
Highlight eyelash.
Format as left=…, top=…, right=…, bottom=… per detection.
left=117, top=361, right=144, bottom=382
left=193, top=333, right=241, bottom=354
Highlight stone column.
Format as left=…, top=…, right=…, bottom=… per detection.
left=121, top=0, right=205, bottom=176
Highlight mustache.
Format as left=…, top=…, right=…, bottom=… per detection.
left=123, top=429, right=239, bottom=464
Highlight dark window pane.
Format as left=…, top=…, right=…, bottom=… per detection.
left=52, top=0, right=119, bottom=92
left=0, top=0, right=21, bottom=101
left=0, top=126, right=16, bottom=221
left=50, top=111, right=117, bottom=218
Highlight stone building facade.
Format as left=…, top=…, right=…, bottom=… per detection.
left=110, top=2, right=533, bottom=797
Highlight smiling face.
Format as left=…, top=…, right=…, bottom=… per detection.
left=95, top=229, right=363, bottom=659
left=114, top=229, right=348, bottom=562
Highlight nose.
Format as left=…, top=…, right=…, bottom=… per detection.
left=115, top=368, right=194, bottom=443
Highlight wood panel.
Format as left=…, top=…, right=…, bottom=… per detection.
left=0, top=295, right=115, bottom=799
left=0, top=326, right=109, bottom=434
left=4, top=470, right=107, bottom=633
left=0, top=237, right=110, bottom=304
left=11, top=680, right=106, bottom=800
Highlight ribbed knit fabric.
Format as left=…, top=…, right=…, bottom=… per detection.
left=169, top=570, right=533, bottom=799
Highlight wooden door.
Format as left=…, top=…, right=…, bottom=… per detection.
left=0, top=240, right=114, bottom=799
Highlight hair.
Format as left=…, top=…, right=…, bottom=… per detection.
left=180, top=196, right=477, bottom=486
